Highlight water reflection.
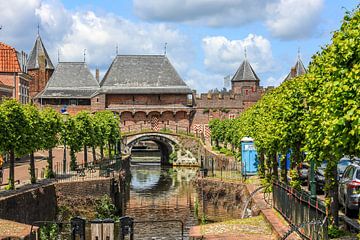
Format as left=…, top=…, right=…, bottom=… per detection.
left=124, top=164, right=241, bottom=239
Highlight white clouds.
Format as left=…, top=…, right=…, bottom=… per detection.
left=134, top=0, right=267, bottom=27
left=0, top=0, right=41, bottom=47
left=202, top=34, right=274, bottom=76
left=266, top=0, right=324, bottom=39
left=133, top=0, right=324, bottom=39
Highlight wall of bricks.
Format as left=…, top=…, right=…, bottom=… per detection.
left=0, top=184, right=57, bottom=224
left=0, top=179, right=113, bottom=225
left=106, top=94, right=189, bottom=107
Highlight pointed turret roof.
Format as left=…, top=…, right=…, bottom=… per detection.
left=231, top=59, right=260, bottom=82
left=27, top=35, right=54, bottom=70
left=37, top=62, right=100, bottom=99
left=285, top=57, right=307, bottom=81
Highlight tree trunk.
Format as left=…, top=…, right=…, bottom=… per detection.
left=291, top=142, right=302, bottom=170
left=30, top=152, right=36, bottom=184
left=84, top=145, right=88, bottom=167
left=258, top=151, right=265, bottom=178
left=100, top=145, right=104, bottom=161
left=280, top=153, right=287, bottom=183
left=272, top=152, right=278, bottom=181
left=9, top=149, right=15, bottom=189
left=92, top=146, right=96, bottom=163
left=108, top=141, right=112, bottom=160
left=330, top=163, right=339, bottom=226
left=47, top=148, right=54, bottom=178
left=70, top=148, right=77, bottom=171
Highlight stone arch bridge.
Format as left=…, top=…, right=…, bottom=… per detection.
left=122, top=132, right=182, bottom=165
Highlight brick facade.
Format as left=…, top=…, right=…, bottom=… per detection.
left=28, top=68, right=53, bottom=97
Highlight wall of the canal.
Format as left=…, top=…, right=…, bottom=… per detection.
left=194, top=177, right=260, bottom=218
left=0, top=157, right=131, bottom=225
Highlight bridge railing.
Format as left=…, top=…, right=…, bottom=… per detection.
left=122, top=123, right=190, bottom=135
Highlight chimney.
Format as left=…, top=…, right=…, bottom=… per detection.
left=95, top=69, right=99, bottom=82
left=290, top=67, right=296, bottom=78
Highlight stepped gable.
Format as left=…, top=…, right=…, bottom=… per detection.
left=285, top=57, right=307, bottom=81
left=100, top=55, right=192, bottom=94
left=37, top=62, right=100, bottom=98
left=0, top=42, right=21, bottom=73
left=26, top=35, right=54, bottom=70
left=231, top=59, right=260, bottom=82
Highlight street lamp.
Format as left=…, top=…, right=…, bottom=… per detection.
left=62, top=110, right=69, bottom=173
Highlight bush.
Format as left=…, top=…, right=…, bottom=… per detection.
left=169, top=152, right=177, bottom=163
left=39, top=223, right=58, bottom=240
left=95, top=195, right=119, bottom=220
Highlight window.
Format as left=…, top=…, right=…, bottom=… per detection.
left=245, top=89, right=249, bottom=95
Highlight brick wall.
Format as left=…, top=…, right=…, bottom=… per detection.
left=0, top=179, right=113, bottom=225
left=106, top=94, right=188, bottom=107
left=91, top=94, right=106, bottom=111
left=0, top=184, right=57, bottom=224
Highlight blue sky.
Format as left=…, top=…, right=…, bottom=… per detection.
left=0, top=0, right=358, bottom=92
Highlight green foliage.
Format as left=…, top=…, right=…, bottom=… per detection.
left=95, top=195, right=119, bottom=220
left=169, top=151, right=177, bottom=163
left=208, top=6, right=360, bottom=225
left=39, top=223, right=58, bottom=240
left=289, top=169, right=301, bottom=191
left=328, top=225, right=346, bottom=238
left=194, top=198, right=199, bottom=217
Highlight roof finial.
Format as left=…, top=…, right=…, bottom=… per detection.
left=244, top=47, right=247, bottom=60
left=37, top=22, right=40, bottom=35
left=83, top=49, right=86, bottom=62
left=116, top=44, right=118, bottom=55
left=57, top=49, right=60, bottom=63
left=164, top=42, right=167, bottom=55
left=297, top=47, right=301, bottom=60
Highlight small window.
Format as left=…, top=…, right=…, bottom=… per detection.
left=245, top=90, right=249, bottom=95
left=96, top=98, right=99, bottom=103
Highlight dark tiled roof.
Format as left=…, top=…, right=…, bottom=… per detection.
left=101, top=55, right=192, bottom=94
left=285, top=58, right=307, bottom=81
left=37, top=62, right=100, bottom=99
left=0, top=42, right=21, bottom=73
left=231, top=59, right=260, bottom=82
left=27, top=35, right=54, bottom=70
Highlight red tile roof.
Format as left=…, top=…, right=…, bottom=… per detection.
left=0, top=42, right=21, bottom=73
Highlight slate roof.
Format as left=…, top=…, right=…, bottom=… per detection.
left=231, top=59, right=260, bottom=82
left=26, top=35, right=54, bottom=70
left=37, top=62, right=100, bottom=99
left=285, top=58, right=307, bottom=81
left=0, top=42, right=21, bottom=73
left=100, top=55, right=192, bottom=94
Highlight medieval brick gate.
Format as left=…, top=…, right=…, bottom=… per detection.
left=122, top=132, right=181, bottom=165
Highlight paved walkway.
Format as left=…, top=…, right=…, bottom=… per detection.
left=1, top=147, right=98, bottom=188
left=246, top=179, right=301, bottom=240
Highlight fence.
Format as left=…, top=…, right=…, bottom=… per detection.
left=122, top=123, right=190, bottom=135
left=272, top=181, right=328, bottom=240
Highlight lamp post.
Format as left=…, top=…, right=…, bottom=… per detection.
left=62, top=110, right=69, bottom=173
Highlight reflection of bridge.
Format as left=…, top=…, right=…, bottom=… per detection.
left=122, top=132, right=182, bottom=165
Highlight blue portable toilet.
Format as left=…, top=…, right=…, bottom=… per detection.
left=241, top=137, right=258, bottom=175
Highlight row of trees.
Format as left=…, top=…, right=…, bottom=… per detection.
left=209, top=6, right=359, bottom=226
left=0, top=99, right=121, bottom=190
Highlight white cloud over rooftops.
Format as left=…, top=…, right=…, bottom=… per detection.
left=202, top=34, right=274, bottom=75
left=133, top=0, right=324, bottom=39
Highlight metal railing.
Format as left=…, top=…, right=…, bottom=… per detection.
left=272, top=180, right=328, bottom=240
left=122, top=123, right=190, bottom=135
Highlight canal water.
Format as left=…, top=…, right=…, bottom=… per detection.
left=125, top=159, right=242, bottom=239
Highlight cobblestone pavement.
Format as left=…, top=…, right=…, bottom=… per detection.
left=1, top=147, right=97, bottom=187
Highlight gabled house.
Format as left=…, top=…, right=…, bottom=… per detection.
left=0, top=42, right=31, bottom=104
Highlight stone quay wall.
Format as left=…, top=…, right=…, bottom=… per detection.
left=0, top=178, right=113, bottom=225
